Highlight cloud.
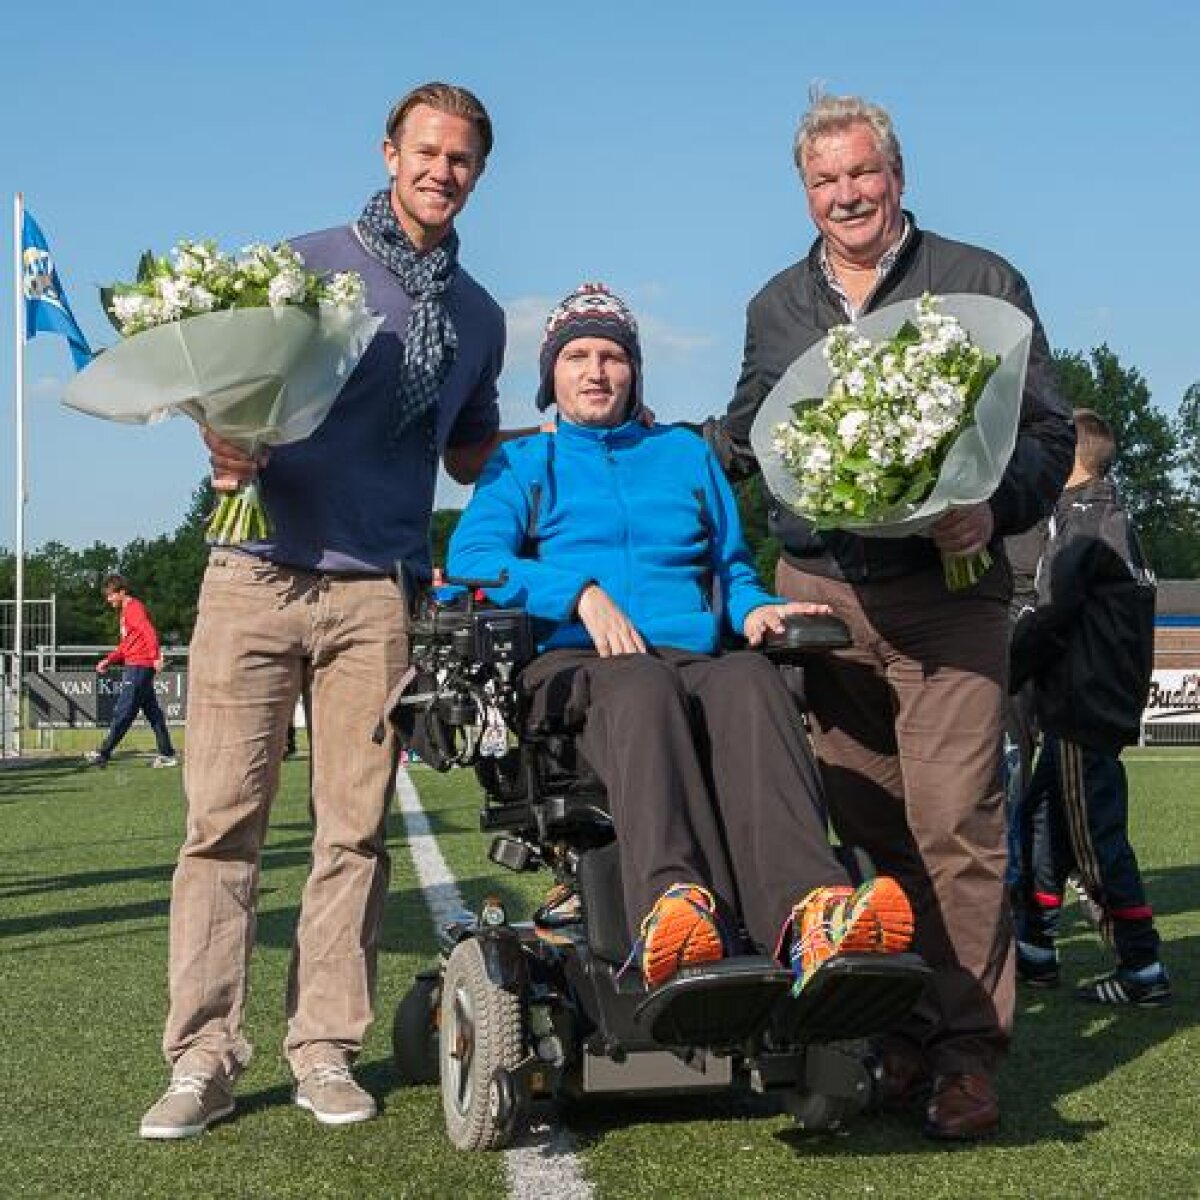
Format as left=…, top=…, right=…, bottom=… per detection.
left=637, top=315, right=711, bottom=358
left=501, top=295, right=712, bottom=365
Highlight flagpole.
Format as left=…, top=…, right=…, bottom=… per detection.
left=12, top=192, right=25, bottom=756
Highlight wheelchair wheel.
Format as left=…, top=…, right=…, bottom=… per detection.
left=784, top=1087, right=858, bottom=1132
left=392, top=974, right=440, bottom=1085
left=440, top=938, right=527, bottom=1150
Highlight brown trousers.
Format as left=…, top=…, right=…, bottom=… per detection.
left=778, top=559, right=1015, bottom=1076
left=522, top=647, right=849, bottom=953
left=164, top=550, right=408, bottom=1080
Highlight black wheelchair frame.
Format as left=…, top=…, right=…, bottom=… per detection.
left=389, top=585, right=930, bottom=1151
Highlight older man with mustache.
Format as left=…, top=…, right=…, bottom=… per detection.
left=702, top=91, right=1074, bottom=1140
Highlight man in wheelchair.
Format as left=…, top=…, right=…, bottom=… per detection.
left=447, top=282, right=914, bottom=993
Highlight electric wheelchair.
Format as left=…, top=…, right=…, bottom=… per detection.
left=387, top=582, right=930, bottom=1151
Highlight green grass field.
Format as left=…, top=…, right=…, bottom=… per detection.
left=1, top=748, right=1197, bottom=1198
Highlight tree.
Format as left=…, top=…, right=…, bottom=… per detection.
left=1052, top=346, right=1189, bottom=575
left=0, top=539, right=119, bottom=650
left=0, top=479, right=215, bottom=652
left=1163, top=382, right=1200, bottom=577
left=1176, top=382, right=1200, bottom=506
left=430, top=508, right=462, bottom=573
left=119, top=480, right=214, bottom=642
left=33, top=540, right=118, bottom=646
left=735, top=475, right=782, bottom=585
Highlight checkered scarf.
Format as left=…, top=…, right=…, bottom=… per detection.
left=356, top=189, right=459, bottom=438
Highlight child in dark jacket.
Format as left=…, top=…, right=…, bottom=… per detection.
left=1009, top=409, right=1167, bottom=1005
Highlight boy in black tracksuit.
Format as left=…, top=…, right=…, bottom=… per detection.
left=1009, top=409, right=1168, bottom=1006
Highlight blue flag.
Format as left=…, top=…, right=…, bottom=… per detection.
left=21, top=209, right=93, bottom=370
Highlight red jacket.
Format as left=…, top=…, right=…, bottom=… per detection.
left=100, top=597, right=161, bottom=670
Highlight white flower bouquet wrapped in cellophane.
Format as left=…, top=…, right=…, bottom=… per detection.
left=749, top=293, right=1033, bottom=590
left=64, top=241, right=382, bottom=543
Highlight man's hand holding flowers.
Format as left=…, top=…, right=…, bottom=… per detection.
left=203, top=427, right=268, bottom=492
left=931, top=502, right=994, bottom=560
left=750, top=293, right=1034, bottom=592
left=65, top=239, right=382, bottom=545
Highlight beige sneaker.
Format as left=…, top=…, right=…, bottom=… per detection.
left=139, top=1071, right=235, bottom=1139
left=294, top=1061, right=377, bottom=1126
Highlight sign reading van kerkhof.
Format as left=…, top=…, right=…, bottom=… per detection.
left=26, top=671, right=187, bottom=729
left=1142, top=669, right=1200, bottom=729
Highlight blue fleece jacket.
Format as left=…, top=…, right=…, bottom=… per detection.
left=448, top=418, right=779, bottom=653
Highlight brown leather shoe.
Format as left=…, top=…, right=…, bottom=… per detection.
left=876, top=1045, right=932, bottom=1112
left=924, top=1073, right=1000, bottom=1141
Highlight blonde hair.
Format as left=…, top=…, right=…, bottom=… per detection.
left=385, top=81, right=494, bottom=162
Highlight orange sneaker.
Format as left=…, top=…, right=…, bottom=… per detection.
left=789, top=876, right=913, bottom=994
left=639, top=883, right=725, bottom=989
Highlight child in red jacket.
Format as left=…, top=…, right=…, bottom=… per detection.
left=84, top=574, right=178, bottom=768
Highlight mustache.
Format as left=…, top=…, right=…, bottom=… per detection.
left=829, top=201, right=876, bottom=221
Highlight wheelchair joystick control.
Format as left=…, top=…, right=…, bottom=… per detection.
left=761, top=613, right=852, bottom=661
left=480, top=896, right=508, bottom=928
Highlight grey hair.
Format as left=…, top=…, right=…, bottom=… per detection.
left=792, top=88, right=902, bottom=181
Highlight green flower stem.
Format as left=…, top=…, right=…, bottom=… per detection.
left=206, top=482, right=271, bottom=545
left=942, top=547, right=992, bottom=591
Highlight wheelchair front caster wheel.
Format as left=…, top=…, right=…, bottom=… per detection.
left=784, top=1087, right=857, bottom=1132
left=392, top=973, right=441, bottom=1085
left=488, top=1067, right=527, bottom=1146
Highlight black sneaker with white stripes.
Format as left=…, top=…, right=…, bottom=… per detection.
left=1075, top=963, right=1171, bottom=1007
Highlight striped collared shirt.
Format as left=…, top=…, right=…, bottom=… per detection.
left=819, top=216, right=912, bottom=319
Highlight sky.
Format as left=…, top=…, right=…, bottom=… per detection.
left=3, top=0, right=1197, bottom=552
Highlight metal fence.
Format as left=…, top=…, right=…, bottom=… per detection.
left=1142, top=722, right=1200, bottom=747
left=0, top=596, right=57, bottom=665
left=1, top=651, right=17, bottom=757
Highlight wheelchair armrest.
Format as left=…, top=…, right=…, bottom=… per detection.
left=759, top=613, right=851, bottom=663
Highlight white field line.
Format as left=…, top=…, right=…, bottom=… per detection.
left=394, top=769, right=594, bottom=1200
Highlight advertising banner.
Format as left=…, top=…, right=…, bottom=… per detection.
left=1142, top=669, right=1200, bottom=744
left=26, top=670, right=187, bottom=729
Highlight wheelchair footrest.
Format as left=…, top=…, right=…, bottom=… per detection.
left=634, top=956, right=793, bottom=1049
left=772, top=952, right=931, bottom=1044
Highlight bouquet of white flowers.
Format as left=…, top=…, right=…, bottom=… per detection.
left=749, top=293, right=1033, bottom=590
left=64, top=240, right=382, bottom=543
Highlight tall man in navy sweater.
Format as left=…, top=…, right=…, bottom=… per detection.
left=142, top=83, right=516, bottom=1139
left=450, top=284, right=913, bottom=999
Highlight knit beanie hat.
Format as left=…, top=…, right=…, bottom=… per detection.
left=535, top=282, right=643, bottom=413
